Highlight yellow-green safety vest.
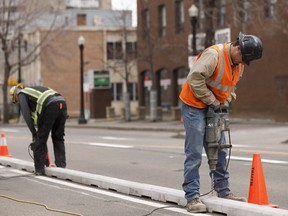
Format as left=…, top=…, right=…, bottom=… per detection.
left=20, top=88, right=58, bottom=126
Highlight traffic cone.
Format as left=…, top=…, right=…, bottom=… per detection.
left=0, top=133, right=12, bottom=157
left=248, top=153, right=278, bottom=208
left=46, top=152, right=55, bottom=167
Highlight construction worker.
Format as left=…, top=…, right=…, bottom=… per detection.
left=9, top=84, right=68, bottom=175
left=179, top=32, right=263, bottom=213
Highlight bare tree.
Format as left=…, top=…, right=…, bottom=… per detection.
left=137, top=2, right=189, bottom=122
left=105, top=9, right=137, bottom=121
left=0, top=0, right=66, bottom=123
left=197, top=0, right=288, bottom=45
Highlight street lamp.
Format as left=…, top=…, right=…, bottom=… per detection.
left=189, top=4, right=199, bottom=56
left=18, top=33, right=22, bottom=84
left=78, top=35, right=87, bottom=124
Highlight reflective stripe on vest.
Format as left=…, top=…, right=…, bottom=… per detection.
left=20, top=88, right=57, bottom=125
left=179, top=42, right=243, bottom=108
left=206, top=44, right=229, bottom=91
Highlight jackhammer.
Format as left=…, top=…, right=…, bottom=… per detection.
left=205, top=106, right=232, bottom=192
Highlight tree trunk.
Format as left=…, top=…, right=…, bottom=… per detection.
left=3, top=58, right=10, bottom=124
left=204, top=0, right=216, bottom=47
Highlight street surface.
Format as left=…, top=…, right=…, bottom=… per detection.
left=1, top=120, right=288, bottom=215
left=0, top=166, right=219, bottom=216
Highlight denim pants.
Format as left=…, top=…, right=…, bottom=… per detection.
left=181, top=102, right=230, bottom=202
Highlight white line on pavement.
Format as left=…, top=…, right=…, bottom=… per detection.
left=35, top=176, right=203, bottom=216
left=99, top=136, right=136, bottom=141
left=87, top=142, right=133, bottom=149
left=202, top=154, right=288, bottom=164
left=230, top=156, right=288, bottom=164
left=0, top=128, right=21, bottom=133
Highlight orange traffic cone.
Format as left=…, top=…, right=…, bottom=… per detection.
left=46, top=152, right=55, bottom=167
left=0, top=133, right=12, bottom=157
left=248, top=153, right=278, bottom=208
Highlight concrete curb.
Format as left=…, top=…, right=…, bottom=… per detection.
left=0, top=157, right=288, bottom=216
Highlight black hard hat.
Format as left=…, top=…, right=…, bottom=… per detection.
left=238, top=32, right=263, bottom=65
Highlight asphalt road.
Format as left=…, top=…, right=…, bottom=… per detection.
left=0, top=166, right=221, bottom=216
left=1, top=121, right=288, bottom=214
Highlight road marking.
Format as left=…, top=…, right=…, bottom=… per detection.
left=230, top=156, right=288, bottom=164
left=234, top=148, right=288, bottom=155
left=0, top=128, right=21, bottom=133
left=99, top=136, right=135, bottom=141
left=87, top=142, right=133, bottom=149
left=35, top=176, right=202, bottom=216
left=202, top=154, right=288, bottom=164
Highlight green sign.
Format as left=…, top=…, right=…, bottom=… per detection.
left=94, top=77, right=110, bottom=87
left=94, top=70, right=110, bottom=89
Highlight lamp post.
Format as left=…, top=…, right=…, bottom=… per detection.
left=189, top=4, right=199, bottom=56
left=78, top=36, right=87, bottom=124
left=18, top=33, right=22, bottom=84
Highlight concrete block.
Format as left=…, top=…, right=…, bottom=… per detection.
left=1, top=157, right=288, bottom=216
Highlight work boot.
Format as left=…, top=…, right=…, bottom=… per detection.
left=34, top=169, right=45, bottom=176
left=186, top=198, right=207, bottom=213
left=221, top=193, right=247, bottom=202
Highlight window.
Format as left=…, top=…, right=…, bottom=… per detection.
left=115, top=42, right=123, bottom=59
left=158, top=5, right=166, bottom=37
left=77, top=14, right=86, bottom=26
left=107, top=42, right=137, bottom=60
left=106, top=42, right=123, bottom=60
left=112, top=83, right=123, bottom=101
left=128, top=83, right=138, bottom=101
left=217, top=0, right=226, bottom=27
left=107, top=42, right=114, bottom=59
left=126, top=42, right=137, bottom=59
left=142, top=9, right=150, bottom=38
left=175, top=0, right=184, bottom=33
left=265, top=0, right=277, bottom=18
left=112, top=83, right=138, bottom=101
left=239, top=0, right=249, bottom=23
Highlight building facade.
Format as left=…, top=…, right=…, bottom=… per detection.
left=1, top=0, right=138, bottom=120
left=137, top=0, right=288, bottom=122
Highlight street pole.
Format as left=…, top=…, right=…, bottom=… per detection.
left=18, top=33, right=22, bottom=84
left=189, top=4, right=199, bottom=56
left=78, top=36, right=87, bottom=124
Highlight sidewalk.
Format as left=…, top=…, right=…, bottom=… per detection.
left=64, top=115, right=284, bottom=132
left=5, top=115, right=285, bottom=133
left=65, top=117, right=186, bottom=132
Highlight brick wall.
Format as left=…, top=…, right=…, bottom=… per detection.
left=40, top=30, right=105, bottom=117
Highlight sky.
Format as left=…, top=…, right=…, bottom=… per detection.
left=111, top=0, right=137, bottom=26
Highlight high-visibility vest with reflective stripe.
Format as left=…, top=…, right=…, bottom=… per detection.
left=20, top=87, right=58, bottom=125
left=179, top=43, right=244, bottom=108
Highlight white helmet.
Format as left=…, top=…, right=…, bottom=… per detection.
left=9, top=84, right=24, bottom=104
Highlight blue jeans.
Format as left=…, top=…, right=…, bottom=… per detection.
left=181, top=102, right=230, bottom=202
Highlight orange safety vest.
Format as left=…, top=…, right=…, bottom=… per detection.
left=179, top=43, right=244, bottom=108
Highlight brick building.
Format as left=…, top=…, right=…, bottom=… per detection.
left=137, top=0, right=288, bottom=121
left=20, top=0, right=138, bottom=119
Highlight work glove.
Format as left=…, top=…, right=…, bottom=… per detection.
left=221, top=100, right=230, bottom=109
left=29, top=142, right=36, bottom=151
left=209, top=99, right=220, bottom=111
left=30, top=133, right=37, bottom=151
left=32, top=133, right=37, bottom=142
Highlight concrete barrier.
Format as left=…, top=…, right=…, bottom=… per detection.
left=0, top=156, right=287, bottom=216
